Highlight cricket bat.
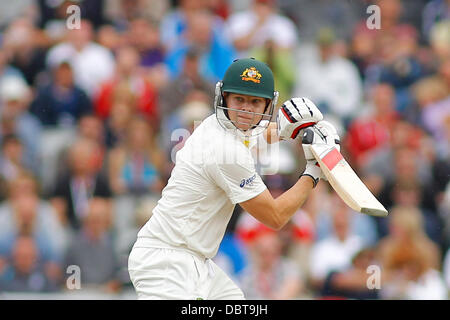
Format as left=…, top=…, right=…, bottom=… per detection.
left=303, top=130, right=388, bottom=217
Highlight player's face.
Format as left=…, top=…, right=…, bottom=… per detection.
left=225, top=93, right=268, bottom=131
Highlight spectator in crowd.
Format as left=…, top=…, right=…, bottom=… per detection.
left=94, top=45, right=159, bottom=127
left=224, top=0, right=298, bottom=58
left=238, top=225, right=304, bottom=299
left=0, top=76, right=42, bottom=175
left=104, top=0, right=169, bottom=31
left=361, top=119, right=435, bottom=200
left=293, top=27, right=363, bottom=127
left=159, top=0, right=220, bottom=52
left=428, top=20, right=450, bottom=61
left=314, top=190, right=378, bottom=248
left=0, top=173, right=68, bottom=286
left=0, top=0, right=36, bottom=30
left=369, top=30, right=426, bottom=115
left=164, top=9, right=236, bottom=84
left=377, top=205, right=447, bottom=300
left=422, top=0, right=450, bottom=43
left=375, top=145, right=436, bottom=218
left=29, top=61, right=92, bottom=128
left=319, top=247, right=380, bottom=300
left=408, top=75, right=449, bottom=127
left=96, top=24, right=124, bottom=53
left=283, top=0, right=364, bottom=42
left=348, top=27, right=377, bottom=82
left=46, top=19, right=116, bottom=98
left=358, top=0, right=429, bottom=92
left=309, top=194, right=365, bottom=293
left=0, top=235, right=60, bottom=293
left=104, top=99, right=134, bottom=149
left=159, top=47, right=215, bottom=118
left=397, top=0, right=435, bottom=37
left=63, top=197, right=121, bottom=293
left=53, top=113, right=107, bottom=182
left=345, top=83, right=400, bottom=171
left=381, top=179, right=444, bottom=247
left=108, top=116, right=164, bottom=197
left=0, top=135, right=28, bottom=196
left=76, top=113, right=106, bottom=148
left=414, top=73, right=450, bottom=158
left=1, top=18, right=47, bottom=87
left=0, top=47, right=27, bottom=85
left=50, top=138, right=112, bottom=230
left=125, top=18, right=168, bottom=89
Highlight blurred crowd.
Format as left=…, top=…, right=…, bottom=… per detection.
left=0, top=0, right=448, bottom=300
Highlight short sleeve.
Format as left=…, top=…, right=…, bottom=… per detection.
left=205, top=141, right=267, bottom=204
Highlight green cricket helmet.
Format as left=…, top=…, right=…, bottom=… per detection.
left=215, top=58, right=279, bottom=136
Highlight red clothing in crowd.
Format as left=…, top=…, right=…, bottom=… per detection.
left=345, top=111, right=400, bottom=168
left=94, top=78, right=159, bottom=122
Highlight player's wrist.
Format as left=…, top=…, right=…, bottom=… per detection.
left=300, top=162, right=321, bottom=188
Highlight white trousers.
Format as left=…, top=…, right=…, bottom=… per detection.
left=128, top=246, right=245, bottom=300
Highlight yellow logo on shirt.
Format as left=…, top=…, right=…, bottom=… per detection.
left=240, top=67, right=262, bottom=83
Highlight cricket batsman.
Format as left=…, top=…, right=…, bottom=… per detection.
left=128, top=58, right=340, bottom=299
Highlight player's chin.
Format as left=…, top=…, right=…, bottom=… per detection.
left=235, top=120, right=254, bottom=131
left=237, top=116, right=262, bottom=130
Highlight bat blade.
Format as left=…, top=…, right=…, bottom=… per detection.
left=310, top=144, right=388, bottom=217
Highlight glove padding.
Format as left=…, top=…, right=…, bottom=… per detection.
left=277, top=97, right=323, bottom=140
left=303, top=120, right=341, bottom=161
left=301, top=120, right=341, bottom=185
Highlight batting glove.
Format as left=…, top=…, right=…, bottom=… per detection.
left=277, top=97, right=323, bottom=140
left=301, top=120, right=340, bottom=186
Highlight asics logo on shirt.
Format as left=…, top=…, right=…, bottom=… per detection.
left=240, top=174, right=256, bottom=188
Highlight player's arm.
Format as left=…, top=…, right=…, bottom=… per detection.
left=263, top=121, right=279, bottom=144
left=242, top=120, right=340, bottom=230
left=240, top=175, right=315, bottom=230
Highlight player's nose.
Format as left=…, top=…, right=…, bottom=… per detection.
left=239, top=100, right=253, bottom=112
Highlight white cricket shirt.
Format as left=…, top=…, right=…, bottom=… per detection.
left=135, top=115, right=267, bottom=258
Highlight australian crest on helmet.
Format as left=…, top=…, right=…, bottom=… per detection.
left=240, top=67, right=262, bottom=83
